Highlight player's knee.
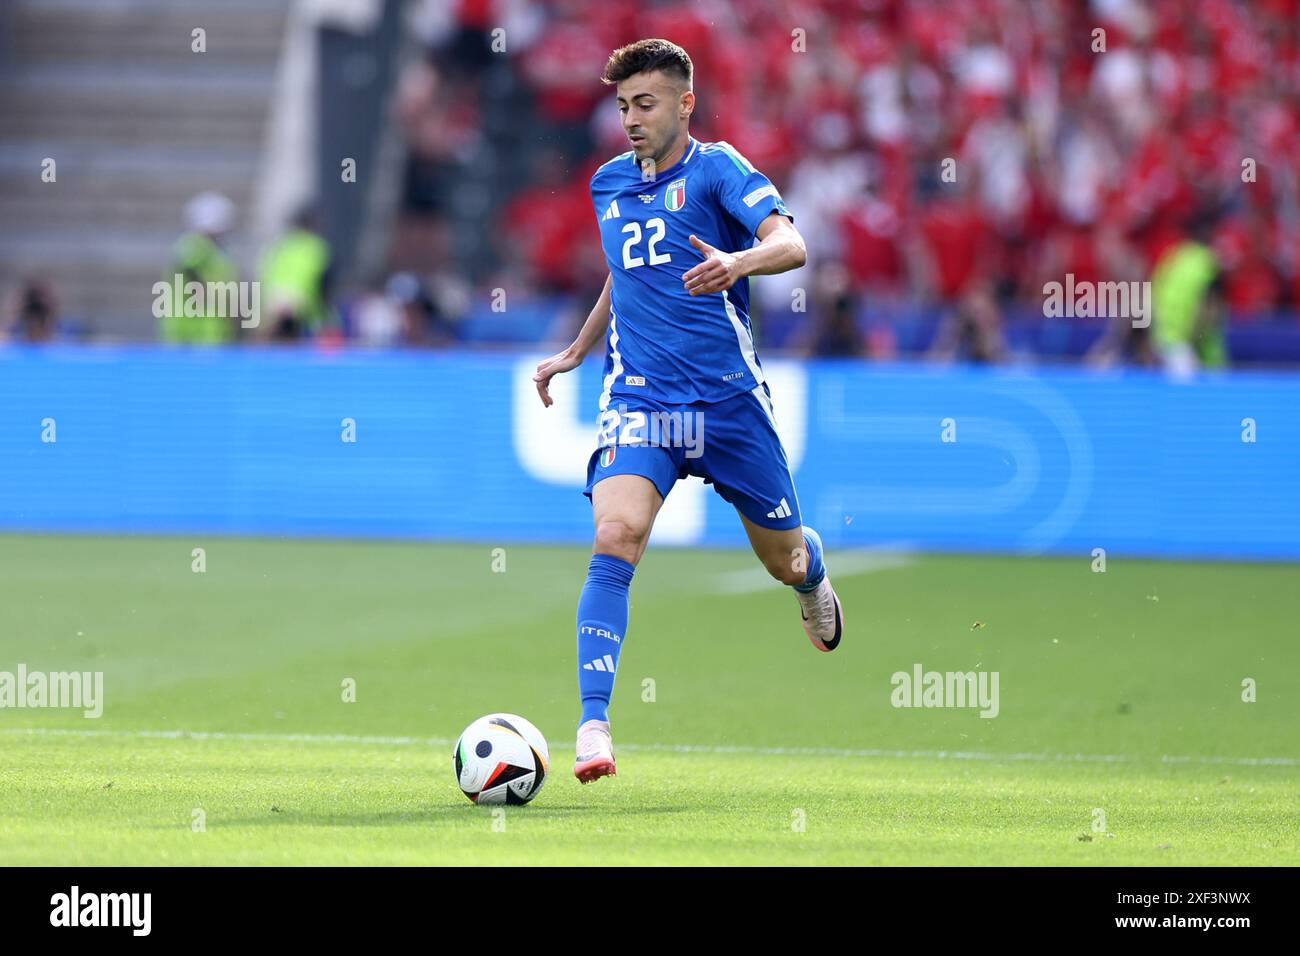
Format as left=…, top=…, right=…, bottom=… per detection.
left=593, top=517, right=647, bottom=563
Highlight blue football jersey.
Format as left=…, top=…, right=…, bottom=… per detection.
left=590, top=135, right=794, bottom=407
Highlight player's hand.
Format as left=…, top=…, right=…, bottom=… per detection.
left=683, top=234, right=742, bottom=296
left=533, top=348, right=582, bottom=407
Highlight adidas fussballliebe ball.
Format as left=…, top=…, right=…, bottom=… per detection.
left=453, top=713, right=550, bottom=805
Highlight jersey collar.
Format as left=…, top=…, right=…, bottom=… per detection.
left=630, top=135, right=699, bottom=176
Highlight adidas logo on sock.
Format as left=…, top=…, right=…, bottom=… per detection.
left=766, top=497, right=791, bottom=520
left=582, top=654, right=617, bottom=673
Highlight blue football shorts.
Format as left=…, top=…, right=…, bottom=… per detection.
left=583, top=382, right=803, bottom=530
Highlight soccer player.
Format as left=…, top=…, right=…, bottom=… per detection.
left=532, top=38, right=845, bottom=784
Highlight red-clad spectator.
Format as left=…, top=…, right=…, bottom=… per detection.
left=841, top=196, right=905, bottom=290
left=914, top=187, right=992, bottom=301
left=1214, top=212, right=1287, bottom=316
left=518, top=8, right=614, bottom=126
left=496, top=149, right=593, bottom=293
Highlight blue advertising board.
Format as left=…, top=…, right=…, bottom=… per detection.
left=1, top=347, right=1297, bottom=559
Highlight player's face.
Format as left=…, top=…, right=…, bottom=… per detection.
left=616, top=71, right=690, bottom=165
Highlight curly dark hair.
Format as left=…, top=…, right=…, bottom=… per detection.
left=600, top=38, right=692, bottom=88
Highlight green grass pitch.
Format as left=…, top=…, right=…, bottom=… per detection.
left=1, top=534, right=1297, bottom=865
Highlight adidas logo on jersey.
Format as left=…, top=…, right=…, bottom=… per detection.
left=601, top=200, right=621, bottom=221
left=582, top=654, right=617, bottom=673
left=767, top=497, right=792, bottom=520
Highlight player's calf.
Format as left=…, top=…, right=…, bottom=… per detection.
left=760, top=551, right=808, bottom=586
left=741, top=518, right=809, bottom=584
left=793, top=526, right=844, bottom=652
left=740, top=517, right=846, bottom=650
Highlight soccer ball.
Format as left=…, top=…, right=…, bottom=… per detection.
left=453, top=713, right=550, bottom=805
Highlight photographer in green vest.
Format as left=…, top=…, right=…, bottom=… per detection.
left=1151, top=212, right=1228, bottom=375
left=260, top=207, right=334, bottom=340
left=159, top=192, right=240, bottom=344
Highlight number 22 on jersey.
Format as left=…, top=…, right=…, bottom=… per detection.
left=621, top=217, right=671, bottom=269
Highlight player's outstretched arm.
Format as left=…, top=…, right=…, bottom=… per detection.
left=682, top=212, right=807, bottom=296
left=533, top=272, right=612, bottom=407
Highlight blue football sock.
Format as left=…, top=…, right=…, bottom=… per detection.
left=794, top=525, right=826, bottom=593
left=576, top=553, right=635, bottom=728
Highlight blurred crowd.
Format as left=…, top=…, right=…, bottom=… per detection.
left=8, top=0, right=1299, bottom=369
left=388, top=0, right=1300, bottom=368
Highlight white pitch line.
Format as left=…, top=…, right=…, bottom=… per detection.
left=714, top=549, right=915, bottom=594
left=4, top=727, right=1298, bottom=767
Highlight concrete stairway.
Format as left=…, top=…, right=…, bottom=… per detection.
left=0, top=0, right=290, bottom=340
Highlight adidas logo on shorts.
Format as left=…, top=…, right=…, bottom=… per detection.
left=767, top=497, right=792, bottom=520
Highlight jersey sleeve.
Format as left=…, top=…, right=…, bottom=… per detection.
left=709, top=142, right=794, bottom=238
left=589, top=170, right=602, bottom=221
